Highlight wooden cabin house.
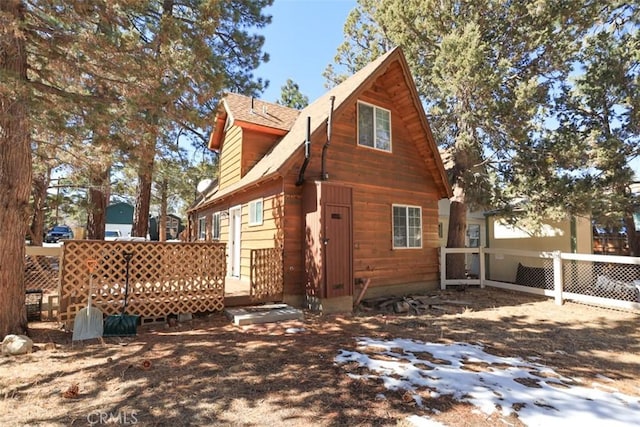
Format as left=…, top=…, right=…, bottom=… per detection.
left=188, top=48, right=452, bottom=312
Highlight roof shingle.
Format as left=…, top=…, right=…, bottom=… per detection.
left=223, top=93, right=300, bottom=132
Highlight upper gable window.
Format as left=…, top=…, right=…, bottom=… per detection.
left=358, top=101, right=391, bottom=152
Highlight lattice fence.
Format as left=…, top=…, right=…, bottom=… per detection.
left=250, top=248, right=283, bottom=301
left=25, top=248, right=61, bottom=294
left=24, top=247, right=62, bottom=320
left=60, top=240, right=226, bottom=324
left=563, top=258, right=640, bottom=302
left=442, top=247, right=640, bottom=311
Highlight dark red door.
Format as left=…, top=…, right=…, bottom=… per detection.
left=324, top=204, right=352, bottom=298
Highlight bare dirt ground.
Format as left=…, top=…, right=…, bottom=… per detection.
left=1, top=288, right=638, bottom=427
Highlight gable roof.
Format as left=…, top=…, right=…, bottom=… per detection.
left=194, top=47, right=452, bottom=211
left=208, top=93, right=300, bottom=150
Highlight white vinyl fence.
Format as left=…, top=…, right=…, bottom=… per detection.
left=440, top=247, right=640, bottom=312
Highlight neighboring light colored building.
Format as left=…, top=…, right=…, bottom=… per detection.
left=439, top=198, right=592, bottom=280
left=485, top=212, right=592, bottom=284
left=437, top=199, right=486, bottom=249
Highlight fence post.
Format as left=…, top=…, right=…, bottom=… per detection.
left=553, top=251, right=563, bottom=305
left=440, top=247, right=446, bottom=290
left=479, top=247, right=485, bottom=288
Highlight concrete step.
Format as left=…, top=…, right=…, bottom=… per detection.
left=225, top=304, right=304, bottom=326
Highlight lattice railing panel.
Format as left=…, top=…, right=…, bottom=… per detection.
left=250, top=248, right=283, bottom=301
left=60, top=241, right=226, bottom=323
left=563, top=259, right=640, bottom=302
left=25, top=255, right=60, bottom=293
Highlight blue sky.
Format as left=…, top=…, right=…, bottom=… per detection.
left=255, top=0, right=357, bottom=103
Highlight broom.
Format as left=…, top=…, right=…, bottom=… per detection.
left=103, top=251, right=139, bottom=337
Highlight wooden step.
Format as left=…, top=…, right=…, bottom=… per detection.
left=224, top=304, right=304, bottom=326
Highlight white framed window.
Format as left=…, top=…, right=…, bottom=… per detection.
left=357, top=101, right=391, bottom=152
left=467, top=224, right=480, bottom=248
left=393, top=204, right=422, bottom=249
left=212, top=212, right=221, bottom=240
left=198, top=216, right=206, bottom=240
left=248, top=198, right=263, bottom=226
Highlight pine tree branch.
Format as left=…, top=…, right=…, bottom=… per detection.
left=28, top=80, right=115, bottom=104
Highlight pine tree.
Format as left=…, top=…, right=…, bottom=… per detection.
left=277, top=79, right=309, bottom=109
left=326, top=0, right=618, bottom=276
left=528, top=7, right=640, bottom=254
left=111, top=0, right=272, bottom=238
left=0, top=0, right=272, bottom=336
left=0, top=0, right=31, bottom=337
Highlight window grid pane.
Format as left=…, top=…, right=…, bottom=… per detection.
left=212, top=213, right=220, bottom=240
left=393, top=206, right=407, bottom=247
left=198, top=218, right=206, bottom=240
left=375, top=108, right=391, bottom=151
left=358, top=103, right=374, bottom=147
left=408, top=207, right=421, bottom=248
left=256, top=200, right=263, bottom=224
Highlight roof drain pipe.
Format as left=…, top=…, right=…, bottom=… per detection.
left=296, top=116, right=312, bottom=186
left=321, top=96, right=335, bottom=181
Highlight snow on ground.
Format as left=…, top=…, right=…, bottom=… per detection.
left=335, top=338, right=640, bottom=427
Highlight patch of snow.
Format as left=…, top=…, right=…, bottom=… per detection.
left=406, top=414, right=449, bottom=427
left=595, top=374, right=615, bottom=382
left=336, top=338, right=640, bottom=427
left=593, top=382, right=619, bottom=392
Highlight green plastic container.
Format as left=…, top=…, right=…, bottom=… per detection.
left=103, top=313, right=139, bottom=337
left=103, top=251, right=139, bottom=337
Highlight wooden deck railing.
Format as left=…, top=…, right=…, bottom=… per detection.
left=250, top=248, right=283, bottom=301
left=59, top=240, right=226, bottom=324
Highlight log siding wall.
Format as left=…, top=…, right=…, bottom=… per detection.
left=282, top=63, right=443, bottom=295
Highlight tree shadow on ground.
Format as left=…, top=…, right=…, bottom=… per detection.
left=4, top=288, right=638, bottom=427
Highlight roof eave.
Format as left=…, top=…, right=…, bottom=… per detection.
left=187, top=173, right=282, bottom=213
left=208, top=112, right=227, bottom=151
left=234, top=120, right=289, bottom=136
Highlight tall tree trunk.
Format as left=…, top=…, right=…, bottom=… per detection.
left=445, top=143, right=473, bottom=279
left=131, top=0, right=173, bottom=239
left=28, top=168, right=50, bottom=246
left=159, top=178, right=168, bottom=241
left=0, top=0, right=30, bottom=337
left=132, top=138, right=155, bottom=238
left=446, top=196, right=468, bottom=279
left=86, top=134, right=111, bottom=240
left=624, top=213, right=639, bottom=257
left=86, top=164, right=109, bottom=240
